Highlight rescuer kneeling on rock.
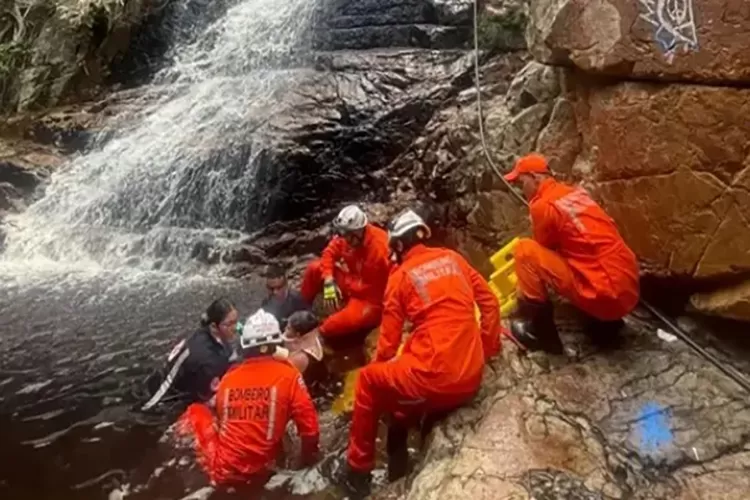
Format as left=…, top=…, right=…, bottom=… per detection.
left=342, top=209, right=503, bottom=494
left=503, top=153, right=640, bottom=354
left=178, top=309, right=320, bottom=489
left=299, top=204, right=391, bottom=340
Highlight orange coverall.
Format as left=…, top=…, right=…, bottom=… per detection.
left=300, top=224, right=391, bottom=338
left=347, top=244, right=502, bottom=472
left=178, top=357, right=319, bottom=486
left=516, top=178, right=640, bottom=321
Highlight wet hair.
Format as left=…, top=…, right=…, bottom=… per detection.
left=264, top=264, right=287, bottom=280
left=287, top=310, right=319, bottom=335
left=200, top=298, right=236, bottom=327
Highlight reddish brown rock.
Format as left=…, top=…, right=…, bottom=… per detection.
left=527, top=0, right=750, bottom=84
left=564, top=79, right=750, bottom=281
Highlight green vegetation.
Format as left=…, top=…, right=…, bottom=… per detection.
left=476, top=9, right=528, bottom=54
left=0, top=0, right=131, bottom=112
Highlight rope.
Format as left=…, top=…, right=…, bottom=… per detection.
left=471, top=0, right=750, bottom=394
left=472, top=0, right=528, bottom=208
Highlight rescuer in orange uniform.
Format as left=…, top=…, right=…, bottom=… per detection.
left=300, top=205, right=391, bottom=339
left=178, top=309, right=320, bottom=489
left=503, top=153, right=640, bottom=353
left=342, top=209, right=503, bottom=493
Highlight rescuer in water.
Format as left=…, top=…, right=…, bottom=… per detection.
left=299, top=205, right=391, bottom=340
left=142, top=298, right=238, bottom=412
left=178, top=309, right=320, bottom=488
left=342, top=209, right=503, bottom=494
left=261, top=264, right=311, bottom=331
left=503, top=153, right=640, bottom=353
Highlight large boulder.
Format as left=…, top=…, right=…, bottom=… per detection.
left=382, top=311, right=750, bottom=500
left=566, top=77, right=750, bottom=281
left=526, top=0, right=750, bottom=84
left=456, top=55, right=750, bottom=320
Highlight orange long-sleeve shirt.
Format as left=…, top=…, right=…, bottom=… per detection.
left=529, top=178, right=639, bottom=309
left=373, top=244, right=502, bottom=393
left=209, top=357, right=319, bottom=483
left=319, top=223, right=391, bottom=303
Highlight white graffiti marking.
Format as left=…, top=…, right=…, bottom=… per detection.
left=639, top=0, right=698, bottom=63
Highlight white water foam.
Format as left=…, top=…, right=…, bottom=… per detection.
left=1, top=0, right=318, bottom=282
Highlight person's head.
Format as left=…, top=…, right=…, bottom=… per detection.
left=332, top=205, right=368, bottom=247
left=264, top=264, right=289, bottom=301
left=240, top=309, right=283, bottom=358
left=387, top=209, right=431, bottom=262
left=503, top=153, right=552, bottom=200
left=200, top=298, right=238, bottom=343
left=284, top=310, right=319, bottom=340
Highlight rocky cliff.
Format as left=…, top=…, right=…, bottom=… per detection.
left=515, top=0, right=750, bottom=322
left=1, top=1, right=750, bottom=499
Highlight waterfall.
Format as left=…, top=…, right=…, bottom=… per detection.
left=0, top=0, right=317, bottom=277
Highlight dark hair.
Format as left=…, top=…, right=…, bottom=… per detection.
left=287, top=310, right=319, bottom=335
left=264, top=264, right=287, bottom=280
left=200, top=298, right=236, bottom=327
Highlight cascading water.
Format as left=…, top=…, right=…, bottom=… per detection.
left=0, top=0, right=317, bottom=277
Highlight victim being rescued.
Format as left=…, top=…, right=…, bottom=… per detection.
left=144, top=153, right=640, bottom=493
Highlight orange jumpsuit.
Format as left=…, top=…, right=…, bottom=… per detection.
left=300, top=224, right=391, bottom=338
left=346, top=244, right=502, bottom=472
left=516, top=178, right=640, bottom=321
left=178, top=357, right=319, bottom=486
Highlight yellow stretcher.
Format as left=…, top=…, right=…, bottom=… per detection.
left=332, top=238, right=521, bottom=415
left=485, top=236, right=521, bottom=317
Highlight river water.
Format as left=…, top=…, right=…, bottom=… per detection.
left=0, top=266, right=377, bottom=500
left=0, top=0, right=377, bottom=497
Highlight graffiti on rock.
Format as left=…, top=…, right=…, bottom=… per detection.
left=634, top=401, right=674, bottom=458
left=639, top=0, right=699, bottom=63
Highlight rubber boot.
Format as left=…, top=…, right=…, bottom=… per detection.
left=509, top=298, right=564, bottom=355
left=386, top=422, right=410, bottom=482
left=583, top=316, right=625, bottom=350
left=333, top=459, right=372, bottom=498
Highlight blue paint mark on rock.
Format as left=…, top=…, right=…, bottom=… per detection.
left=635, top=402, right=673, bottom=456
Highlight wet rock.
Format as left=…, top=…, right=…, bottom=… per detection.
left=218, top=243, right=267, bottom=265
left=391, top=313, right=750, bottom=499
left=527, top=0, right=750, bottom=84
left=0, top=139, right=61, bottom=216
left=314, top=0, right=474, bottom=51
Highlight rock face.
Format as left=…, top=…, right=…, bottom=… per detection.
left=527, top=0, right=750, bottom=84
left=444, top=0, right=750, bottom=321
left=379, top=309, right=750, bottom=500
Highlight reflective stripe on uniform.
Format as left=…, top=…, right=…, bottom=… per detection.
left=141, top=347, right=191, bottom=411
left=266, top=386, right=277, bottom=440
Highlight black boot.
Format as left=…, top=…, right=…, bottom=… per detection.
left=509, top=298, right=564, bottom=355
left=583, top=316, right=625, bottom=349
left=333, top=459, right=372, bottom=498
left=386, top=423, right=409, bottom=482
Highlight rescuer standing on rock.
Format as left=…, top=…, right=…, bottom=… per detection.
left=299, top=205, right=391, bottom=340
left=503, top=153, right=640, bottom=354
left=178, top=309, right=319, bottom=489
left=342, top=209, right=503, bottom=494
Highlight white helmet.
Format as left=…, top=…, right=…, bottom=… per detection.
left=241, top=309, right=282, bottom=349
left=333, top=205, right=368, bottom=234
left=388, top=209, right=432, bottom=241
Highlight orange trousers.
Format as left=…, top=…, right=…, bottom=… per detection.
left=178, top=404, right=271, bottom=487
left=346, top=356, right=477, bottom=472
left=514, top=238, right=632, bottom=321
left=299, top=259, right=382, bottom=338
